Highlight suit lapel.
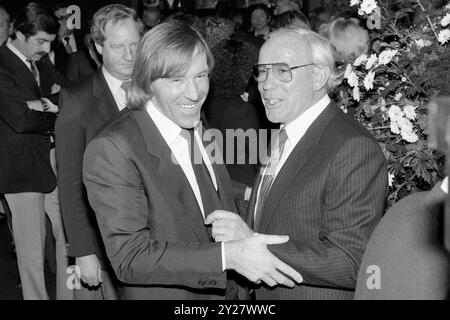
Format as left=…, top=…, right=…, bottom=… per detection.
left=92, top=69, right=119, bottom=122
left=256, top=103, right=339, bottom=232
left=132, top=109, right=211, bottom=242
left=1, top=45, right=40, bottom=97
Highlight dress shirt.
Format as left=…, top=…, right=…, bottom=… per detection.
left=254, top=94, right=331, bottom=217
left=102, top=67, right=128, bottom=111
left=146, top=100, right=225, bottom=270
left=146, top=100, right=218, bottom=217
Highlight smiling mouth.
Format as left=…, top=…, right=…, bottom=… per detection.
left=179, top=103, right=200, bottom=111
left=264, top=98, right=283, bottom=107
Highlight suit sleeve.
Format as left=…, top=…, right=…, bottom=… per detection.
left=0, top=69, right=55, bottom=134
left=56, top=88, right=97, bottom=257
left=82, top=136, right=226, bottom=288
left=269, top=136, right=388, bottom=289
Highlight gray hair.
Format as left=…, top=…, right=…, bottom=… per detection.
left=90, top=4, right=140, bottom=45
left=268, top=26, right=340, bottom=90
left=128, top=21, right=214, bottom=109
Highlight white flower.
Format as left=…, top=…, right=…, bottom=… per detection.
left=378, top=49, right=397, bottom=65
left=366, top=53, right=378, bottom=70
left=398, top=117, right=413, bottom=130
left=401, top=129, right=419, bottom=143
left=345, top=67, right=359, bottom=88
left=350, top=0, right=360, bottom=6
left=363, top=71, right=375, bottom=90
left=404, top=104, right=417, bottom=120
left=394, top=93, right=402, bottom=101
left=353, top=86, right=361, bottom=101
left=438, top=29, right=450, bottom=44
left=442, top=13, right=450, bottom=27
left=401, top=77, right=407, bottom=82
left=358, top=8, right=364, bottom=16
left=360, top=0, right=378, bottom=15
left=415, top=39, right=433, bottom=48
left=390, top=121, right=401, bottom=134
left=388, top=172, right=395, bottom=187
left=344, top=64, right=353, bottom=78
left=388, top=105, right=404, bottom=121
left=353, top=54, right=368, bottom=67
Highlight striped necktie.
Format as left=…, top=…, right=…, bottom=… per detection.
left=26, top=59, right=40, bottom=86
left=253, top=128, right=288, bottom=228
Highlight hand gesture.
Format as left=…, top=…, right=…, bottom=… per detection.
left=205, top=210, right=253, bottom=242
left=224, top=234, right=303, bottom=288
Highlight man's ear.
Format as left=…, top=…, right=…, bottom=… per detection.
left=94, top=42, right=103, bottom=55
left=312, top=65, right=330, bottom=91
left=16, top=31, right=26, bottom=42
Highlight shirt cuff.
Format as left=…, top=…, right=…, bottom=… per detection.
left=441, top=177, right=448, bottom=194
left=221, top=241, right=226, bottom=271
left=244, top=187, right=252, bottom=201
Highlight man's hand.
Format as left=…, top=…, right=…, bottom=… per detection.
left=224, top=234, right=303, bottom=288
left=41, top=97, right=59, bottom=113
left=205, top=210, right=253, bottom=242
left=75, top=254, right=103, bottom=287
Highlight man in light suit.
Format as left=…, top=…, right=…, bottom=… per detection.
left=0, top=2, right=70, bottom=300
left=207, top=27, right=388, bottom=299
left=82, top=21, right=303, bottom=300
left=56, top=4, right=142, bottom=299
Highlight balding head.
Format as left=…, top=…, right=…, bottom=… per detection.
left=0, top=6, right=10, bottom=46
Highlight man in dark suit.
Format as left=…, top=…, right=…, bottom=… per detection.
left=0, top=2, right=71, bottom=300
left=82, top=21, right=303, bottom=300
left=51, top=3, right=83, bottom=75
left=207, top=27, right=388, bottom=299
left=55, top=4, right=142, bottom=300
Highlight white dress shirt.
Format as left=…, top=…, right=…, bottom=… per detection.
left=145, top=100, right=218, bottom=217
left=102, top=67, right=128, bottom=111
left=146, top=100, right=226, bottom=270
left=63, top=33, right=77, bottom=54
left=254, top=94, right=331, bottom=216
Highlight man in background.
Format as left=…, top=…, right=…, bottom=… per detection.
left=56, top=4, right=142, bottom=299
left=0, top=2, right=70, bottom=300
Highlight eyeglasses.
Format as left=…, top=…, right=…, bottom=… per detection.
left=252, top=62, right=314, bottom=83
left=56, top=14, right=71, bottom=22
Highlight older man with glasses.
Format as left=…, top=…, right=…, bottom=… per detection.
left=207, top=27, right=388, bottom=300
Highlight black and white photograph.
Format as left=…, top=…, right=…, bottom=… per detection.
left=0, top=0, right=449, bottom=309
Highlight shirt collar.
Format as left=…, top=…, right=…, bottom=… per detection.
left=102, top=66, right=129, bottom=92
left=6, top=38, right=30, bottom=68
left=284, top=94, right=330, bottom=146
left=145, top=100, right=182, bottom=146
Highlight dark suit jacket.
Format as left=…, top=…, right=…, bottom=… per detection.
left=64, top=48, right=101, bottom=85
left=355, top=183, right=450, bottom=300
left=247, top=102, right=388, bottom=300
left=83, top=107, right=243, bottom=300
left=52, top=30, right=83, bottom=75
left=55, top=69, right=119, bottom=260
left=0, top=43, right=62, bottom=194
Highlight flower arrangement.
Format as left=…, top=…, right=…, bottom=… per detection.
left=334, top=0, right=450, bottom=206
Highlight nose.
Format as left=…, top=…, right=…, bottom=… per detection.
left=262, top=69, right=276, bottom=91
left=184, top=79, right=200, bottom=101
left=123, top=46, right=133, bottom=62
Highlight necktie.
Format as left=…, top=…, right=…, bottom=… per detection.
left=181, top=128, right=222, bottom=217
left=63, top=36, right=73, bottom=54
left=253, top=128, right=288, bottom=228
left=121, top=81, right=132, bottom=99
left=27, top=59, right=40, bottom=86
